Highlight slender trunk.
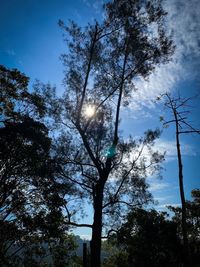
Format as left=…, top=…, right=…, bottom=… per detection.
left=113, top=40, right=128, bottom=145
left=174, top=112, right=190, bottom=267
left=90, top=192, right=103, bottom=267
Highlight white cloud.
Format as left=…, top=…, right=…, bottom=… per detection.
left=154, top=139, right=196, bottom=161
left=127, top=139, right=194, bottom=172
left=158, top=203, right=181, bottom=209
left=130, top=62, right=181, bottom=110
left=154, top=196, right=172, bottom=202
left=130, top=0, right=200, bottom=110
left=80, top=234, right=91, bottom=240
left=149, top=182, right=170, bottom=192
left=165, top=0, right=200, bottom=62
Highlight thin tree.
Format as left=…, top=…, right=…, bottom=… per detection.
left=46, top=1, right=174, bottom=266
left=159, top=92, right=200, bottom=267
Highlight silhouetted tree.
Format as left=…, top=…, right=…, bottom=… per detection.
left=47, top=0, right=174, bottom=265
left=159, top=92, right=200, bottom=267
left=0, top=65, right=74, bottom=265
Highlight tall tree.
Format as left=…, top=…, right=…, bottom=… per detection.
left=159, top=92, right=200, bottom=267
left=50, top=1, right=174, bottom=265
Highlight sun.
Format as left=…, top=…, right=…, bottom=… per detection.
left=84, top=104, right=96, bottom=117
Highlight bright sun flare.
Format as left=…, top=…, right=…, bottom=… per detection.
left=84, top=105, right=95, bottom=117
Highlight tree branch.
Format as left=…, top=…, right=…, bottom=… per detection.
left=67, top=221, right=93, bottom=228
left=58, top=167, right=92, bottom=192
left=101, top=229, right=118, bottom=239
left=77, top=23, right=99, bottom=123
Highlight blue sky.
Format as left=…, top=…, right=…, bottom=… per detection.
left=1, top=0, right=200, bottom=239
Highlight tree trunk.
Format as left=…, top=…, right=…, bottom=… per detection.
left=90, top=185, right=104, bottom=267
left=175, top=113, right=190, bottom=267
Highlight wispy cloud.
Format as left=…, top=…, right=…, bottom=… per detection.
left=130, top=0, right=200, bottom=110
left=165, top=0, right=200, bottom=65
left=82, top=0, right=104, bottom=14
left=149, top=182, right=170, bottom=192
left=158, top=203, right=181, bottom=209
left=154, top=139, right=196, bottom=161
left=154, top=196, right=172, bottom=202
left=128, top=139, right=195, bottom=173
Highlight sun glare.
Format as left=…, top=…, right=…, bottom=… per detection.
left=84, top=105, right=95, bottom=117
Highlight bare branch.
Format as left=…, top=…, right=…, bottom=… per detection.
left=179, top=130, right=200, bottom=134
left=180, top=120, right=200, bottom=134
left=67, top=221, right=93, bottom=228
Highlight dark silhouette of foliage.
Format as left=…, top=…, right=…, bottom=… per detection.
left=0, top=65, right=74, bottom=265
left=168, top=189, right=200, bottom=267
left=103, top=209, right=181, bottom=267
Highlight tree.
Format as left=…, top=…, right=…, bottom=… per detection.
left=169, top=189, right=200, bottom=267
left=102, top=243, right=129, bottom=267
left=48, top=1, right=174, bottom=265
left=0, top=65, right=74, bottom=265
left=103, top=208, right=181, bottom=267
left=159, top=92, right=200, bottom=267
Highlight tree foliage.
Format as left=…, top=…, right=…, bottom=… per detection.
left=116, top=209, right=181, bottom=267
left=0, top=65, right=74, bottom=265
left=168, top=189, right=200, bottom=267
left=103, top=190, right=200, bottom=267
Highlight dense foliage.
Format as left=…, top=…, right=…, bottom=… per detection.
left=103, top=191, right=200, bottom=267
left=0, top=65, right=75, bottom=266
